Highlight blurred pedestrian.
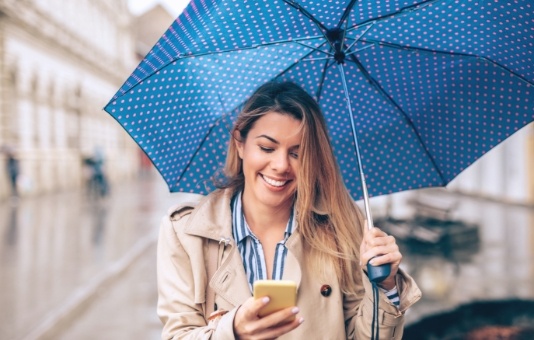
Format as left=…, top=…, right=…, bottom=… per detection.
left=91, top=147, right=109, bottom=197
left=3, top=146, right=19, bottom=198
left=83, top=147, right=109, bottom=198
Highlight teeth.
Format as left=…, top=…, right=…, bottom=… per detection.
left=263, top=176, right=287, bottom=187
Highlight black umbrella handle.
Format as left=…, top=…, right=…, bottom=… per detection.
left=367, top=258, right=391, bottom=283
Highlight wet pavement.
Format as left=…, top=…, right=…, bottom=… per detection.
left=0, top=174, right=196, bottom=340
left=1, top=176, right=533, bottom=339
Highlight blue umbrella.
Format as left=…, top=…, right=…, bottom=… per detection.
left=104, top=0, right=534, bottom=221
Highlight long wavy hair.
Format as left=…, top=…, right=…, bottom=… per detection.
left=218, top=81, right=364, bottom=295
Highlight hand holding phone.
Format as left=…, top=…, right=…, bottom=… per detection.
left=253, top=280, right=297, bottom=318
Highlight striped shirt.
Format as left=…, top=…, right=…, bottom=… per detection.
left=380, top=286, right=400, bottom=307
left=231, top=191, right=295, bottom=291
left=231, top=191, right=399, bottom=307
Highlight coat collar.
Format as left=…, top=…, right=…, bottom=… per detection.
left=183, top=188, right=235, bottom=242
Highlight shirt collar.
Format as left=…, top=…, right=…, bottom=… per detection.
left=231, top=191, right=296, bottom=243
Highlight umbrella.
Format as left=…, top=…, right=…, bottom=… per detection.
left=104, top=0, right=534, bottom=213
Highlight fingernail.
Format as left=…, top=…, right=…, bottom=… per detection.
left=370, top=259, right=376, bottom=265
left=262, top=297, right=270, bottom=304
left=291, top=307, right=299, bottom=314
left=299, top=317, right=305, bottom=324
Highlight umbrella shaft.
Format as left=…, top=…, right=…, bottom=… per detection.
left=337, top=63, right=374, bottom=230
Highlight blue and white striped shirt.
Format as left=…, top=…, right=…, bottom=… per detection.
left=231, top=191, right=295, bottom=291
left=230, top=191, right=399, bottom=307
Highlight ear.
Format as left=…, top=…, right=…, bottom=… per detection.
left=234, top=131, right=244, bottom=159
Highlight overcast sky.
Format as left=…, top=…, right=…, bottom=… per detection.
left=128, top=0, right=189, bottom=17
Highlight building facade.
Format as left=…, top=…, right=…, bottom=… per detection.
left=0, top=0, right=140, bottom=198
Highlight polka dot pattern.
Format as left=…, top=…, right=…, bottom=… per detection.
left=105, top=0, right=534, bottom=200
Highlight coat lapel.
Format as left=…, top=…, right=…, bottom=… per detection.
left=283, top=232, right=303, bottom=288
left=182, top=189, right=251, bottom=307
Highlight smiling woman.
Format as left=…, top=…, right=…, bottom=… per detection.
left=156, top=81, right=421, bottom=339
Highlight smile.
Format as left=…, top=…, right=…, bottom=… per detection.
left=261, top=175, right=289, bottom=187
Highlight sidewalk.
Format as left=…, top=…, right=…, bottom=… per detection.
left=55, top=243, right=162, bottom=340
left=0, top=174, right=194, bottom=340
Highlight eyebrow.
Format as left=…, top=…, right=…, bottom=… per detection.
left=256, top=134, right=279, bottom=144
left=256, top=135, right=300, bottom=148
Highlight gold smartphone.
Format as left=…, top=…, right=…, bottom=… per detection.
left=253, top=280, right=297, bottom=318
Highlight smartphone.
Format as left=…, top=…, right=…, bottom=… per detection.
left=253, top=280, right=297, bottom=318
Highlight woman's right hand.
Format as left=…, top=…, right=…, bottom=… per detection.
left=233, top=296, right=303, bottom=339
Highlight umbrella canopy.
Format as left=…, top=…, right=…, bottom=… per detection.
left=105, top=0, right=534, bottom=201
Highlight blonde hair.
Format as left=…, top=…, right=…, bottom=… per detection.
left=219, top=81, right=364, bottom=295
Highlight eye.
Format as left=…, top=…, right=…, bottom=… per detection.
left=259, top=145, right=274, bottom=153
left=290, top=151, right=299, bottom=159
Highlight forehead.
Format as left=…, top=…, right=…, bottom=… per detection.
left=250, top=111, right=303, bottom=143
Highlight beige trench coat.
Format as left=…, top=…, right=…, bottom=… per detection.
left=157, top=189, right=421, bottom=340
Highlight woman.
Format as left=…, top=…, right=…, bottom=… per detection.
left=157, top=81, right=421, bottom=339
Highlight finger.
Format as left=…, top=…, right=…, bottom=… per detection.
left=257, top=314, right=304, bottom=339
left=368, top=251, right=402, bottom=267
left=234, top=297, right=272, bottom=338
left=361, top=239, right=401, bottom=266
left=366, top=235, right=396, bottom=249
left=250, top=296, right=271, bottom=317
left=260, top=306, right=301, bottom=326
left=363, top=240, right=400, bottom=259
left=365, top=228, right=396, bottom=247
left=236, top=296, right=269, bottom=323
left=367, top=226, right=388, bottom=239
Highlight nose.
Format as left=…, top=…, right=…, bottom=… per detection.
left=270, top=150, right=290, bottom=174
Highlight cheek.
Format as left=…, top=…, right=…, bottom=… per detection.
left=290, top=158, right=300, bottom=174
left=241, top=149, right=263, bottom=172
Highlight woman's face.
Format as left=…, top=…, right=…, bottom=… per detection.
left=236, top=111, right=302, bottom=212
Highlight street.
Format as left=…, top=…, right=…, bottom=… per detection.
left=0, top=173, right=195, bottom=340
left=1, top=175, right=533, bottom=339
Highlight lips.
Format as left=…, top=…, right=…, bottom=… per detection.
left=261, top=175, right=289, bottom=187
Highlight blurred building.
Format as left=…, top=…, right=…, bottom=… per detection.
left=448, top=124, right=534, bottom=205
left=133, top=3, right=175, bottom=59
left=0, top=0, right=140, bottom=199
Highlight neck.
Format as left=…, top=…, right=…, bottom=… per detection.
left=241, top=199, right=292, bottom=234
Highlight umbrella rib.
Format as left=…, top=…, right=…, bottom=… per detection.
left=293, top=41, right=332, bottom=57
left=347, top=53, right=447, bottom=183
left=349, top=0, right=442, bottom=30
left=316, top=57, right=333, bottom=102
left=362, top=39, right=534, bottom=86
left=345, top=44, right=374, bottom=56
left=281, top=0, right=337, bottom=52
left=174, top=35, right=325, bottom=59
left=281, top=0, right=328, bottom=31
left=337, top=0, right=359, bottom=30
left=273, top=45, right=328, bottom=81
left=344, top=23, right=375, bottom=53
left=173, top=115, right=230, bottom=192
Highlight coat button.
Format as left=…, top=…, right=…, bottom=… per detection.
left=320, top=285, right=332, bottom=297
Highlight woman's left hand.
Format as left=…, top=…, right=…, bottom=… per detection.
left=359, top=224, right=402, bottom=290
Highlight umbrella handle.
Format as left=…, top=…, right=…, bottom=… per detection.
left=367, top=259, right=391, bottom=283
left=361, top=173, right=391, bottom=282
